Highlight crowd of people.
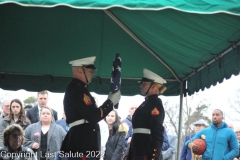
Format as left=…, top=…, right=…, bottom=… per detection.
left=0, top=56, right=239, bottom=160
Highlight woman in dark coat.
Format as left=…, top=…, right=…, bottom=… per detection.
left=104, top=110, right=128, bottom=160
left=0, top=99, right=31, bottom=147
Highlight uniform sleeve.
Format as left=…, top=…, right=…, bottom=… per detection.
left=149, top=100, right=165, bottom=159
left=77, top=95, right=113, bottom=124
left=64, top=83, right=113, bottom=124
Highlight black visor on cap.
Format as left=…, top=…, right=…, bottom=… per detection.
left=83, top=65, right=96, bottom=70
left=138, top=77, right=154, bottom=83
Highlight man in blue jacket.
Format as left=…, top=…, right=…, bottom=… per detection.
left=186, top=109, right=239, bottom=160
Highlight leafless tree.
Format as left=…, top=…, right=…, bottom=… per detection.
left=227, top=89, right=240, bottom=121
left=163, top=94, right=211, bottom=153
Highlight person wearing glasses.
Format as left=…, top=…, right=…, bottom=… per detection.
left=187, top=109, right=238, bottom=160
left=127, top=68, right=167, bottom=160
left=0, top=100, right=11, bottom=120
left=233, top=127, right=240, bottom=160
left=0, top=124, right=36, bottom=160
left=0, top=99, right=31, bottom=147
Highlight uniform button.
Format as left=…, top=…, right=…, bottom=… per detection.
left=85, top=85, right=87, bottom=88
left=93, top=129, right=95, bottom=131
left=154, top=149, right=156, bottom=151
left=152, top=154, right=155, bottom=156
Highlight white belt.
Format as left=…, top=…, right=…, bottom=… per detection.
left=133, top=128, right=151, bottom=134
left=69, top=119, right=89, bottom=129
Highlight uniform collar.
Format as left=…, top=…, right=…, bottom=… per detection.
left=145, top=94, right=158, bottom=100
left=72, top=78, right=88, bottom=88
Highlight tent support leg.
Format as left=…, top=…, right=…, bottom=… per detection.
left=176, top=81, right=184, bottom=160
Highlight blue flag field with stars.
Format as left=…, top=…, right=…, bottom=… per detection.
left=110, top=53, right=121, bottom=109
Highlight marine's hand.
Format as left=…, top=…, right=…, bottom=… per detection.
left=108, top=90, right=121, bottom=105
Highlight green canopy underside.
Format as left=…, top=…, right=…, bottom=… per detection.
left=0, top=2, right=240, bottom=96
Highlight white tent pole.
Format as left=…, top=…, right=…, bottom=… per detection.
left=177, top=81, right=184, bottom=160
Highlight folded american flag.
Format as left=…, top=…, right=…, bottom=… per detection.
left=110, top=53, right=121, bottom=109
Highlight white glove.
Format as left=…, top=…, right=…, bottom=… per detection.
left=108, top=90, right=121, bottom=105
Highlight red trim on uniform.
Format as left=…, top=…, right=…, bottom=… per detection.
left=83, top=94, right=93, bottom=106
left=151, top=107, right=160, bottom=116
left=153, top=148, right=158, bottom=160
left=82, top=155, right=87, bottom=160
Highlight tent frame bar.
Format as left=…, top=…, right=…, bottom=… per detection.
left=183, top=40, right=240, bottom=81
left=104, top=9, right=181, bottom=82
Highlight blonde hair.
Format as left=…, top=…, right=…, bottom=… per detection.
left=155, top=83, right=167, bottom=94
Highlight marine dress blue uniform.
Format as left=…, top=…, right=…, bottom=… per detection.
left=127, top=69, right=167, bottom=160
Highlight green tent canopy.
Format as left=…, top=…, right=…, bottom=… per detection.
left=0, top=0, right=240, bottom=97
left=1, top=1, right=240, bottom=158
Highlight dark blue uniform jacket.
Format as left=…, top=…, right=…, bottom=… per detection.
left=61, top=78, right=114, bottom=156
left=127, top=95, right=165, bottom=160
